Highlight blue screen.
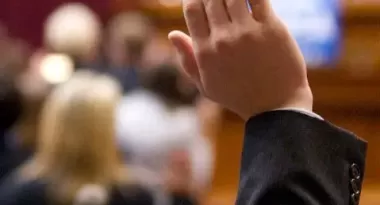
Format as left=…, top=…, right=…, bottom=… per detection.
left=271, top=0, right=341, bottom=67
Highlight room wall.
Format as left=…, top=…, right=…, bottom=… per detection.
left=0, top=0, right=110, bottom=48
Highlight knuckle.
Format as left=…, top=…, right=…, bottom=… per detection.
left=197, top=46, right=213, bottom=59
left=200, top=88, right=211, bottom=99
left=239, top=29, right=254, bottom=41
left=200, top=85, right=214, bottom=100
left=213, top=34, right=233, bottom=52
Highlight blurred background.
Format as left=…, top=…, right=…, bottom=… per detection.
left=0, top=0, right=379, bottom=204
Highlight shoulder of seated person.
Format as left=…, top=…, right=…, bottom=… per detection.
left=0, top=178, right=47, bottom=202
left=1, top=175, right=45, bottom=188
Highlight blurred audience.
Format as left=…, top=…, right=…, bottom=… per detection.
left=0, top=71, right=197, bottom=205
left=0, top=5, right=221, bottom=205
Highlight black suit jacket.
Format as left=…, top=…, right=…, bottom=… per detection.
left=237, top=111, right=367, bottom=205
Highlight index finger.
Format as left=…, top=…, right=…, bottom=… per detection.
left=183, top=0, right=210, bottom=42
left=248, top=0, right=273, bottom=21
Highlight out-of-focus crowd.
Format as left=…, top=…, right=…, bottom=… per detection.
left=0, top=2, right=220, bottom=205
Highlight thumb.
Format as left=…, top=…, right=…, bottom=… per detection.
left=168, top=30, right=201, bottom=83
left=248, top=0, right=273, bottom=22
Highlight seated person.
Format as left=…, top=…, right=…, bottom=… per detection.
left=0, top=71, right=196, bottom=205
left=102, top=12, right=153, bottom=93
left=116, top=64, right=214, bottom=199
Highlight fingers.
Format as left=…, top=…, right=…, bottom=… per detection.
left=224, top=0, right=251, bottom=23
left=202, top=0, right=230, bottom=27
left=183, top=0, right=260, bottom=37
left=168, top=30, right=206, bottom=96
left=248, top=0, right=273, bottom=22
left=183, top=0, right=210, bottom=41
left=168, top=31, right=201, bottom=82
left=202, top=0, right=252, bottom=26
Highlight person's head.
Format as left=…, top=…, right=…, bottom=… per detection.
left=107, top=12, right=153, bottom=67
left=44, top=3, right=102, bottom=66
left=22, top=71, right=124, bottom=204
left=142, top=64, right=199, bottom=107
left=0, top=76, right=23, bottom=133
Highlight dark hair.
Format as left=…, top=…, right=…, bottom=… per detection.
left=142, top=64, right=198, bottom=107
left=0, top=76, right=23, bottom=131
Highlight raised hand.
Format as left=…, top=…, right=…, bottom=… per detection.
left=169, top=0, right=313, bottom=120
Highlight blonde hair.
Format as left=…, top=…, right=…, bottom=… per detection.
left=21, top=71, right=125, bottom=205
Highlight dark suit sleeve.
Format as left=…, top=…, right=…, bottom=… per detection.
left=236, top=111, right=367, bottom=205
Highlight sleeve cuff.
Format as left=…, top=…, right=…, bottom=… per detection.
left=273, top=108, right=323, bottom=120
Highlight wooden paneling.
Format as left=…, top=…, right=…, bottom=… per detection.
left=211, top=119, right=244, bottom=193
left=340, top=24, right=380, bottom=74
left=345, top=0, right=380, bottom=19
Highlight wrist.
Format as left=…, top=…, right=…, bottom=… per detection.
left=240, top=86, right=313, bottom=121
